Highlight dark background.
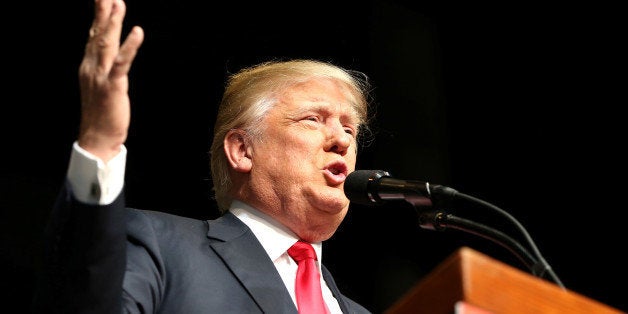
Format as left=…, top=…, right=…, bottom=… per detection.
left=3, top=0, right=625, bottom=313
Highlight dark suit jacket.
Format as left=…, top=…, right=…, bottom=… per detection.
left=33, top=181, right=371, bottom=313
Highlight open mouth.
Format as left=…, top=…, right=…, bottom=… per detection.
left=329, top=167, right=342, bottom=175
left=324, top=161, right=348, bottom=185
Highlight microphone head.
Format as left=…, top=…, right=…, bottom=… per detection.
left=344, top=169, right=390, bottom=205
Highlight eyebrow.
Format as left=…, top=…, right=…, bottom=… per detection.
left=293, top=102, right=359, bottom=123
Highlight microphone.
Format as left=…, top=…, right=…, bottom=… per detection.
left=344, top=170, right=458, bottom=207
left=344, top=170, right=566, bottom=287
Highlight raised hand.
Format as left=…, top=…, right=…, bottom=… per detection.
left=78, top=0, right=144, bottom=162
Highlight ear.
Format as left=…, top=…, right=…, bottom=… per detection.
left=224, top=129, right=253, bottom=173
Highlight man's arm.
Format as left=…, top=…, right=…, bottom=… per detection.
left=32, top=0, right=143, bottom=312
left=33, top=180, right=129, bottom=313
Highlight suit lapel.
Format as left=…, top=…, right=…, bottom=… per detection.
left=322, top=265, right=351, bottom=313
left=206, top=212, right=297, bottom=314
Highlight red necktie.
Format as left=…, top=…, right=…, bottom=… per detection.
left=288, top=241, right=330, bottom=314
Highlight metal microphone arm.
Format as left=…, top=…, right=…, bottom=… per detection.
left=418, top=210, right=553, bottom=280
left=445, top=191, right=565, bottom=289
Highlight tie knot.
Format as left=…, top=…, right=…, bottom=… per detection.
left=288, top=241, right=317, bottom=262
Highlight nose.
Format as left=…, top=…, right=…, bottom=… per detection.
left=325, top=122, right=352, bottom=155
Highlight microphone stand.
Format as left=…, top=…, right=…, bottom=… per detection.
left=343, top=169, right=565, bottom=289
left=406, top=192, right=565, bottom=289
left=419, top=211, right=544, bottom=278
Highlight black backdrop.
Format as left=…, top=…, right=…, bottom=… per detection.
left=3, top=0, right=626, bottom=313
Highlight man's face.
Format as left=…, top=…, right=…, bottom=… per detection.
left=247, top=78, right=359, bottom=242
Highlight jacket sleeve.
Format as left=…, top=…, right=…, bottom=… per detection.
left=32, top=179, right=127, bottom=314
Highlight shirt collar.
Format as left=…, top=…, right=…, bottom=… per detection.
left=229, top=200, right=323, bottom=264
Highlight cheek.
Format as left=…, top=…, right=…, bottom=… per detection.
left=255, top=132, right=321, bottom=164
left=346, top=152, right=357, bottom=170
left=279, top=130, right=324, bottom=151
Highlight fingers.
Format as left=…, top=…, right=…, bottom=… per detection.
left=85, top=0, right=127, bottom=75
left=85, top=0, right=143, bottom=81
left=111, top=26, right=144, bottom=79
left=77, top=0, right=142, bottom=161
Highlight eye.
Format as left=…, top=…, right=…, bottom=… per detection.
left=304, top=116, right=320, bottom=122
left=344, top=125, right=356, bottom=136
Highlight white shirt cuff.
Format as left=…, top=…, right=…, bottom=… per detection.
left=67, top=141, right=126, bottom=205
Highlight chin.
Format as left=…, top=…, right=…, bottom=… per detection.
left=318, top=198, right=349, bottom=215
left=311, top=188, right=350, bottom=212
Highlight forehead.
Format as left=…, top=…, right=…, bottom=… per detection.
left=276, top=78, right=360, bottom=118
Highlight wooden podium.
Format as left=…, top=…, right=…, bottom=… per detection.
left=385, top=246, right=624, bottom=314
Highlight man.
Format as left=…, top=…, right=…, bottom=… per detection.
left=33, top=0, right=373, bottom=313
